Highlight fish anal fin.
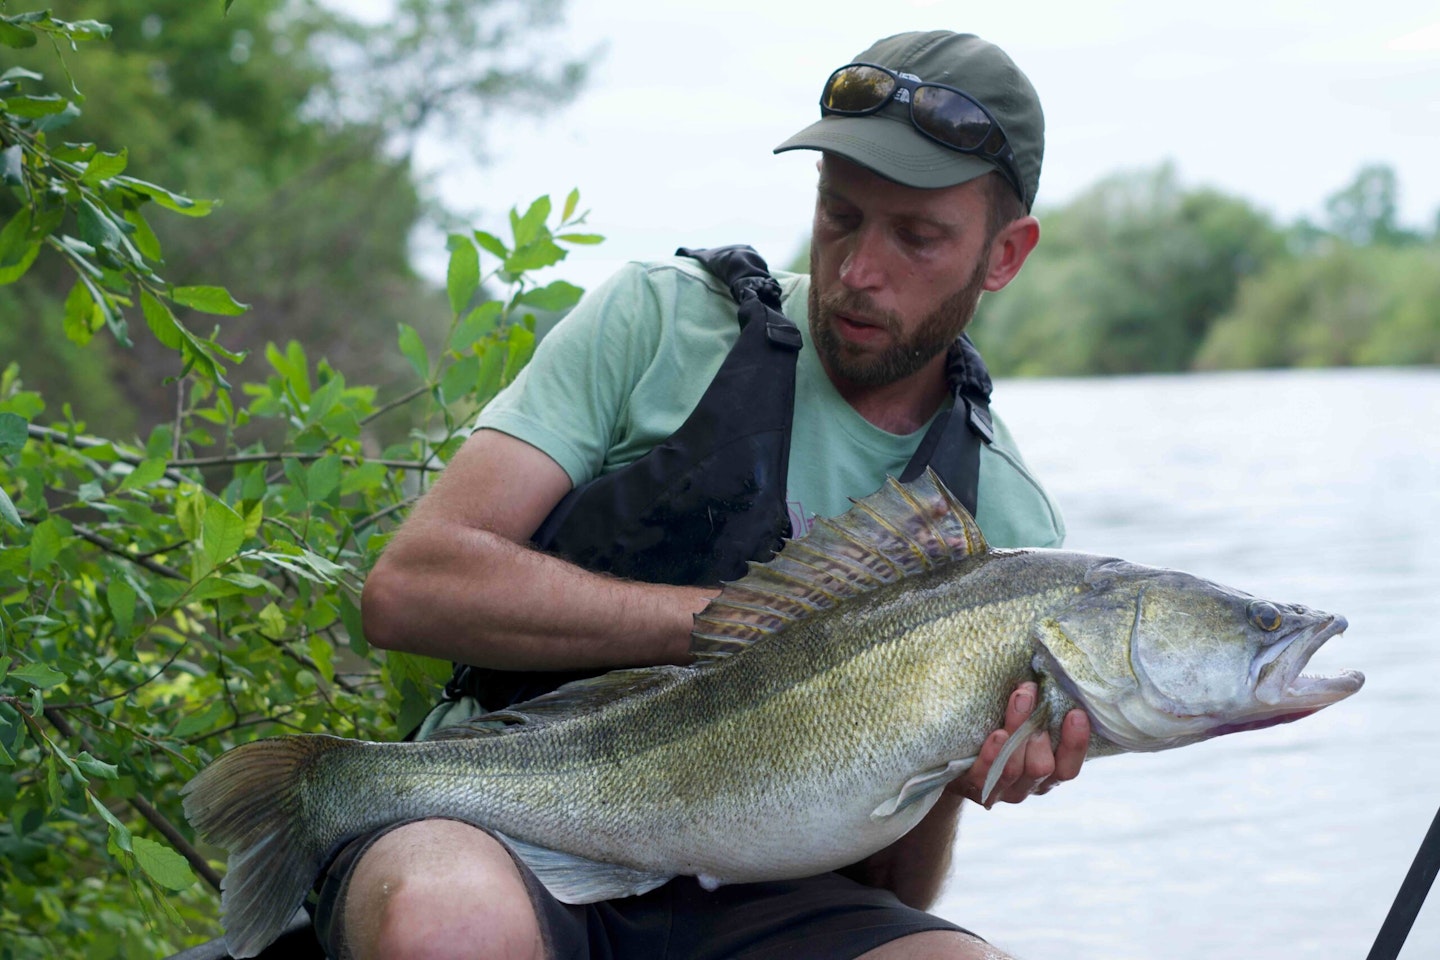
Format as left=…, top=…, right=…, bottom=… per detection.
left=494, top=831, right=672, bottom=904
left=872, top=758, right=976, bottom=820
left=691, top=470, right=987, bottom=661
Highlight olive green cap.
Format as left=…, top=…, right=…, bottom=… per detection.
left=774, top=31, right=1044, bottom=210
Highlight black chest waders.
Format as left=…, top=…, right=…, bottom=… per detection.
left=442, top=245, right=996, bottom=713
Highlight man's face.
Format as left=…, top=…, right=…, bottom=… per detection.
left=807, top=156, right=997, bottom=390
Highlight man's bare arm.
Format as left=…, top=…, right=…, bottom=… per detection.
left=361, top=429, right=716, bottom=670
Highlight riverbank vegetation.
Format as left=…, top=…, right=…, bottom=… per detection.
left=971, top=163, right=1440, bottom=375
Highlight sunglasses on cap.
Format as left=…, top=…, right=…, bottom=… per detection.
left=819, top=62, right=1024, bottom=202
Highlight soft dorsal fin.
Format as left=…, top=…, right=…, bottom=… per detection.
left=424, top=665, right=691, bottom=740
left=691, top=469, right=987, bottom=661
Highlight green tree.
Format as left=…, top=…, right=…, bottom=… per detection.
left=1195, top=243, right=1440, bottom=368
left=970, top=164, right=1286, bottom=375
left=1322, top=163, right=1423, bottom=248
left=1, top=0, right=591, bottom=438
left=1, top=6, right=601, bottom=956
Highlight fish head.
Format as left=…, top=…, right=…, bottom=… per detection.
left=1032, top=558, right=1364, bottom=753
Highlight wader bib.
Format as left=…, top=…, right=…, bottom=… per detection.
left=441, top=245, right=996, bottom=712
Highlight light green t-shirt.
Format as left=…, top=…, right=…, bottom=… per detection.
left=479, top=256, right=1064, bottom=549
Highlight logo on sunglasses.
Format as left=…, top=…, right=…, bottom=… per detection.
left=892, top=72, right=921, bottom=105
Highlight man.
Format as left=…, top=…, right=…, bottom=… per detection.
left=339, top=29, right=1090, bottom=960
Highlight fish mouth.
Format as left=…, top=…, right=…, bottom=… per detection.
left=1251, top=614, right=1364, bottom=711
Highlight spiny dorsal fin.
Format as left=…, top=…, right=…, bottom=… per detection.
left=691, top=469, right=987, bottom=661
left=424, top=665, right=691, bottom=740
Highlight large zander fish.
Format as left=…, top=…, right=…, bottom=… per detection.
left=183, top=471, right=1363, bottom=957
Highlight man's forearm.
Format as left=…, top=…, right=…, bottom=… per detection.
left=851, top=790, right=964, bottom=909
left=363, top=520, right=714, bottom=671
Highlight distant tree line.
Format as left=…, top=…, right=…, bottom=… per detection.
left=1, top=0, right=591, bottom=439
left=969, top=163, right=1440, bottom=375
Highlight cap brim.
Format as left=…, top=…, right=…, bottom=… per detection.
left=774, top=113, right=997, bottom=190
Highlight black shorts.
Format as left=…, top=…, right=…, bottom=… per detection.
left=312, top=820, right=975, bottom=960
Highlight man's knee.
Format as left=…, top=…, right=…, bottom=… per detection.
left=341, top=819, right=545, bottom=960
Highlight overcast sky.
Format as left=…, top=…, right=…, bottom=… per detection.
left=378, top=0, right=1439, bottom=288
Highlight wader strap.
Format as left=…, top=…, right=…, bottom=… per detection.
left=899, top=334, right=993, bottom=517
left=675, top=245, right=803, bottom=350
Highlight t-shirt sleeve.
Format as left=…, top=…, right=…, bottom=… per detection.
left=476, top=262, right=665, bottom=487
left=975, top=412, right=1067, bottom=549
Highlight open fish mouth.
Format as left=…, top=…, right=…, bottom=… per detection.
left=1251, top=614, right=1364, bottom=712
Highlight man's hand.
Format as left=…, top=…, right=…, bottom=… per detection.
left=951, top=682, right=1089, bottom=807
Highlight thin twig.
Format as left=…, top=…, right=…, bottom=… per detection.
left=169, top=452, right=441, bottom=471
left=71, top=524, right=187, bottom=581
left=359, top=383, right=431, bottom=426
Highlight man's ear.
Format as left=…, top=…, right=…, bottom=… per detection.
left=982, top=216, right=1041, bottom=292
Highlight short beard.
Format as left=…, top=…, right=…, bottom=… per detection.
left=808, top=249, right=988, bottom=388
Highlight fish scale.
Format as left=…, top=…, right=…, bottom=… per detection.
left=183, top=470, right=1363, bottom=958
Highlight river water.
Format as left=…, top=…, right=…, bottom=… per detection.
left=935, top=367, right=1440, bottom=959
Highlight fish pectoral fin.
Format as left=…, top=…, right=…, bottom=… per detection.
left=493, top=831, right=672, bottom=905
left=871, top=758, right=976, bottom=820
left=980, top=703, right=1051, bottom=805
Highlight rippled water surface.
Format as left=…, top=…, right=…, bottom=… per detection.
left=935, top=368, right=1440, bottom=959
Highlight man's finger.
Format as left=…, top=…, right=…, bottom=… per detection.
left=1051, top=709, right=1090, bottom=782
left=1004, top=682, right=1038, bottom=732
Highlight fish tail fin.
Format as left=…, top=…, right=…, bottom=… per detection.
left=182, top=735, right=347, bottom=958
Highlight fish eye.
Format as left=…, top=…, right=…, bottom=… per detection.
left=1247, top=600, right=1284, bottom=632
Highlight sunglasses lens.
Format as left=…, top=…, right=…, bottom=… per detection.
left=823, top=65, right=896, bottom=114
left=912, top=86, right=994, bottom=151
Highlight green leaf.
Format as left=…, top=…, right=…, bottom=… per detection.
left=78, top=199, right=126, bottom=255
left=79, top=149, right=127, bottom=184
left=132, top=837, right=196, bottom=892
left=141, top=290, right=183, bottom=349
left=397, top=324, right=429, bottom=381
left=308, top=635, right=335, bottom=683
left=257, top=602, right=287, bottom=639
left=9, top=662, right=66, bottom=689
left=3, top=94, right=68, bottom=117
left=62, top=279, right=102, bottom=345
left=562, top=188, right=580, bottom=223
left=117, top=457, right=167, bottom=492
left=339, top=592, right=368, bottom=656
left=0, top=486, right=21, bottom=528
left=115, top=177, right=215, bottom=217
left=557, top=233, right=605, bottom=245
left=176, top=484, right=205, bottom=540
left=28, top=517, right=63, bottom=572
left=503, top=325, right=536, bottom=384
left=197, top=498, right=246, bottom=577
left=0, top=20, right=40, bottom=49
left=0, top=209, right=41, bottom=285
left=446, top=236, right=480, bottom=316
left=439, top=354, right=479, bottom=405
left=519, top=280, right=584, bottom=313
left=90, top=794, right=132, bottom=854
left=305, top=455, right=341, bottom=503
left=123, top=208, right=163, bottom=261
left=107, top=579, right=136, bottom=637
left=0, top=412, right=26, bottom=455
left=171, top=285, right=248, bottom=316
left=504, top=238, right=567, bottom=274
left=451, top=301, right=503, bottom=351
left=74, top=752, right=118, bottom=780
left=473, top=230, right=509, bottom=259
left=510, top=196, right=552, bottom=249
